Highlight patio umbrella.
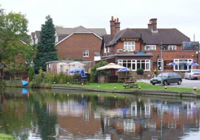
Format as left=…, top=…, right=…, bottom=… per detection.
left=97, top=63, right=123, bottom=71
left=117, top=67, right=131, bottom=73
left=70, top=68, right=84, bottom=73
left=186, top=62, right=199, bottom=66
left=166, top=62, right=177, bottom=66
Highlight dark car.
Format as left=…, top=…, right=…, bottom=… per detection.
left=150, top=72, right=182, bottom=85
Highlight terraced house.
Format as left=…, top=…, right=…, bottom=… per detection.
left=101, top=17, right=199, bottom=77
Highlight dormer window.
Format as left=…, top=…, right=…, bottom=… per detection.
left=124, top=41, right=135, bottom=52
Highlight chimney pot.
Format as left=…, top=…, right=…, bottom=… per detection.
left=148, top=18, right=157, bottom=32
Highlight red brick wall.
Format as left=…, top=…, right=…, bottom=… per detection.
left=57, top=33, right=102, bottom=61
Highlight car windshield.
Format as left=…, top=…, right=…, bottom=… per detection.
left=192, top=69, right=200, bottom=73
left=157, top=73, right=168, bottom=77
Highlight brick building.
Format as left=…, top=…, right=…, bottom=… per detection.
left=56, top=26, right=107, bottom=61
left=101, top=17, right=200, bottom=76
left=31, top=26, right=107, bottom=61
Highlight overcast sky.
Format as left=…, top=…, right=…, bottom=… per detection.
left=1, top=0, right=200, bottom=41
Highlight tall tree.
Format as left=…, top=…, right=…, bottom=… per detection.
left=34, top=15, right=57, bottom=72
left=0, top=7, right=34, bottom=72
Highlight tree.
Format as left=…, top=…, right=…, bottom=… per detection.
left=90, top=61, right=108, bottom=82
left=0, top=7, right=34, bottom=72
left=28, top=67, right=35, bottom=81
left=34, top=15, right=57, bottom=73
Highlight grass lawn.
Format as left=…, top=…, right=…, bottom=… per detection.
left=0, top=133, right=14, bottom=140
left=55, top=82, right=200, bottom=94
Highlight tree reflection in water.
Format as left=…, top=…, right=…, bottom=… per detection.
left=0, top=88, right=200, bottom=140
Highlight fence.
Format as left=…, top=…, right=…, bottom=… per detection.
left=2, top=71, right=28, bottom=80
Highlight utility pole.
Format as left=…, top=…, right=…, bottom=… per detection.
left=160, top=42, right=163, bottom=85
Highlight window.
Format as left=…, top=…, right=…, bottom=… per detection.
left=124, top=41, right=135, bottom=52
left=104, top=46, right=107, bottom=53
left=117, top=59, right=151, bottom=71
left=168, top=45, right=177, bottom=51
left=83, top=50, right=89, bottom=57
left=107, top=47, right=110, bottom=53
left=145, top=45, right=156, bottom=50
left=174, top=59, right=192, bottom=71
left=55, top=35, right=58, bottom=43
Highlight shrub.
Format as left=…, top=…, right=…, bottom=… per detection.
left=154, top=69, right=157, bottom=75
left=28, top=67, right=35, bottom=81
left=136, top=68, right=144, bottom=75
left=29, top=70, right=74, bottom=88
left=90, top=61, right=109, bottom=83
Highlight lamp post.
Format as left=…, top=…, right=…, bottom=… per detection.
left=160, top=42, right=163, bottom=85
left=196, top=49, right=200, bottom=68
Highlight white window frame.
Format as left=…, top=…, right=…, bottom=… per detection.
left=117, top=59, right=151, bottom=71
left=104, top=46, right=107, bottom=53
left=83, top=50, right=89, bottom=57
left=174, top=59, right=192, bottom=71
left=145, top=45, right=156, bottom=50
left=124, top=41, right=135, bottom=52
left=168, top=45, right=177, bottom=51
left=55, top=35, right=59, bottom=43
left=107, top=47, right=110, bottom=53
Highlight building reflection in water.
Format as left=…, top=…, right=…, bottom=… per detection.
left=43, top=96, right=200, bottom=140
left=1, top=90, right=200, bottom=140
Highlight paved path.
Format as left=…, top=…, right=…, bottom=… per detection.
left=139, top=79, right=200, bottom=89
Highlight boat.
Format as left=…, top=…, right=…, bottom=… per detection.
left=21, top=80, right=29, bottom=86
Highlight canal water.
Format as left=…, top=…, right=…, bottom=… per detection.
left=0, top=88, right=200, bottom=140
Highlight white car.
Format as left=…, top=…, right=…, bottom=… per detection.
left=184, top=69, right=200, bottom=80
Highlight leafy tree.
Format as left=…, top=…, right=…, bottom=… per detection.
left=90, top=61, right=108, bottom=82
left=0, top=7, right=35, bottom=72
left=34, top=15, right=57, bottom=73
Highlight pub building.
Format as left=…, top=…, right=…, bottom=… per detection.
left=101, top=17, right=200, bottom=78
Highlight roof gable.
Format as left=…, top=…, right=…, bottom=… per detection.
left=55, top=32, right=102, bottom=46
left=107, top=28, right=140, bottom=46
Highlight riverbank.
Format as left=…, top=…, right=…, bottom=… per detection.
left=3, top=80, right=200, bottom=98
left=52, top=82, right=200, bottom=98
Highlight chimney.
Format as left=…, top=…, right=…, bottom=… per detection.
left=110, top=16, right=116, bottom=39
left=115, top=18, right=120, bottom=34
left=148, top=18, right=157, bottom=32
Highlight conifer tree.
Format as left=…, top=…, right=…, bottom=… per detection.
left=34, top=15, right=57, bottom=72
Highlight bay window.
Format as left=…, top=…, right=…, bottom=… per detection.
left=118, top=59, right=151, bottom=71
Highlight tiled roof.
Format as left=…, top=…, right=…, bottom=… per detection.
left=56, top=26, right=107, bottom=36
left=133, top=28, right=190, bottom=45
left=106, top=28, right=190, bottom=46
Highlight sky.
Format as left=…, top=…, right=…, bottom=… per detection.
left=1, top=0, right=200, bottom=41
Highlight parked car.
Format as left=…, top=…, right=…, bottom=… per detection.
left=150, top=72, right=182, bottom=85
left=184, top=69, right=200, bottom=80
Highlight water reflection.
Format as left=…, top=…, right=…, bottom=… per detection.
left=0, top=88, right=200, bottom=140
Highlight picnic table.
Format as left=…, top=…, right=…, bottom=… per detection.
left=123, top=76, right=138, bottom=89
